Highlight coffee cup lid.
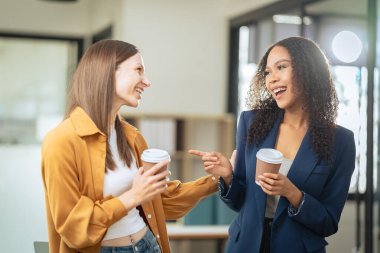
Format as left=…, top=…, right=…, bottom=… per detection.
left=256, top=148, right=283, bottom=164
left=141, top=148, right=170, bottom=163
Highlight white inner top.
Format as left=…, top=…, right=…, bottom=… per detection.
left=102, top=129, right=146, bottom=241
left=265, top=158, right=294, bottom=218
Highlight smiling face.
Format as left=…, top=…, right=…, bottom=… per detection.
left=265, top=46, right=301, bottom=111
left=114, top=53, right=151, bottom=109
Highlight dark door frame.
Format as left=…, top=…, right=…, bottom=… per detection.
left=0, top=31, right=84, bottom=62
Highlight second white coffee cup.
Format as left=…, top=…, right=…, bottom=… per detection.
left=141, top=148, right=170, bottom=174
left=255, top=148, right=283, bottom=185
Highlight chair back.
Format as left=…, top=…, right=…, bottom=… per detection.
left=34, top=241, right=49, bottom=253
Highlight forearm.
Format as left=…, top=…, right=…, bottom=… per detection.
left=222, top=174, right=232, bottom=187
left=219, top=173, right=246, bottom=212
left=288, top=192, right=339, bottom=236
left=117, top=190, right=139, bottom=212
left=162, top=175, right=218, bottom=220
left=54, top=195, right=128, bottom=249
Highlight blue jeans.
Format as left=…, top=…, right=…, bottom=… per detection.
left=101, top=229, right=161, bottom=253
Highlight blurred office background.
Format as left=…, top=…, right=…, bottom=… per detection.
left=0, top=0, right=378, bottom=252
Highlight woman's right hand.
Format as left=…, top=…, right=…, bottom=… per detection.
left=188, top=149, right=234, bottom=185
left=118, top=160, right=170, bottom=210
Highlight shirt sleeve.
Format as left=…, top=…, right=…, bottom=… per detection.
left=161, top=175, right=218, bottom=220
left=288, top=191, right=305, bottom=216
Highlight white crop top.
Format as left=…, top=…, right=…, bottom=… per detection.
left=264, top=158, right=294, bottom=218
left=102, top=129, right=146, bottom=241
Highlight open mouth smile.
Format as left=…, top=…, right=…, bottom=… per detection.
left=272, top=87, right=286, bottom=98
left=136, top=87, right=144, bottom=94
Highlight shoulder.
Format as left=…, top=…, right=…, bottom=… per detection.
left=239, top=110, right=257, bottom=123
left=42, top=118, right=79, bottom=154
left=334, top=125, right=354, bottom=143
left=332, top=125, right=355, bottom=159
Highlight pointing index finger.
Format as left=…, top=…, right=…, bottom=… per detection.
left=188, top=149, right=207, bottom=157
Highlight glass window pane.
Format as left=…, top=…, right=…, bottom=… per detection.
left=0, top=38, right=77, bottom=144
left=333, top=66, right=367, bottom=193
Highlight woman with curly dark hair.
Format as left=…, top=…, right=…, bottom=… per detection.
left=190, top=37, right=356, bottom=253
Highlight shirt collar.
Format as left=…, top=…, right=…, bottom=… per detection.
left=69, top=106, right=139, bottom=140
left=69, top=107, right=104, bottom=137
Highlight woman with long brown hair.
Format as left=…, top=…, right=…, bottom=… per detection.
left=41, top=40, right=218, bottom=253
left=191, top=37, right=356, bottom=253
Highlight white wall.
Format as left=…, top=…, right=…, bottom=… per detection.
left=0, top=145, right=47, bottom=253
left=118, top=0, right=275, bottom=115
left=88, top=0, right=124, bottom=37
left=0, top=0, right=90, bottom=36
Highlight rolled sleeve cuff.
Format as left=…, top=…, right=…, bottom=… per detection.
left=218, top=173, right=244, bottom=201
left=218, top=175, right=231, bottom=198
left=288, top=191, right=305, bottom=216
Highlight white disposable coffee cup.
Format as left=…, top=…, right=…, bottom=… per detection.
left=255, top=148, right=283, bottom=185
left=141, top=148, right=170, bottom=174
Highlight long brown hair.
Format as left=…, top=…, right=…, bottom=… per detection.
left=247, top=37, right=338, bottom=162
left=65, top=40, right=138, bottom=170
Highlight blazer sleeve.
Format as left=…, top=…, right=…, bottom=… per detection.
left=219, top=111, right=248, bottom=212
left=41, top=132, right=128, bottom=250
left=161, top=175, right=218, bottom=220
left=288, top=128, right=356, bottom=237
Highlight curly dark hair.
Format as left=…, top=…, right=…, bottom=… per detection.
left=246, top=37, right=338, bottom=161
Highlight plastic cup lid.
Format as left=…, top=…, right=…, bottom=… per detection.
left=256, top=148, right=283, bottom=164
left=141, top=148, right=170, bottom=163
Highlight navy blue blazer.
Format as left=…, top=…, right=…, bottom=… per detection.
left=219, top=110, right=356, bottom=253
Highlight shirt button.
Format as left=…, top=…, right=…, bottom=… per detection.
left=156, top=234, right=160, bottom=239
left=134, top=246, right=139, bottom=251
left=147, top=214, right=152, bottom=219
left=212, top=176, right=216, bottom=181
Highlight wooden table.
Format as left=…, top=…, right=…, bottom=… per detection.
left=167, top=225, right=229, bottom=253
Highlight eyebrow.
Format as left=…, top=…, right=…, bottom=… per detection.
left=265, top=59, right=291, bottom=69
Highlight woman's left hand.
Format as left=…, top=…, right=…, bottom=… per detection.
left=258, top=173, right=303, bottom=209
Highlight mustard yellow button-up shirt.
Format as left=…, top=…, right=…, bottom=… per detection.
left=41, top=107, right=218, bottom=253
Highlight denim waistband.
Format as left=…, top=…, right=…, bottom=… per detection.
left=101, top=229, right=161, bottom=253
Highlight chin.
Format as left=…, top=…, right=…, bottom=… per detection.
left=275, top=101, right=285, bottom=109
left=124, top=100, right=140, bottom=108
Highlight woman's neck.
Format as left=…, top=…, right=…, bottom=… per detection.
left=110, top=105, right=120, bottom=130
left=283, top=108, right=308, bottom=130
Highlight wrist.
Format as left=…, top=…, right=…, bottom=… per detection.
left=222, top=172, right=232, bottom=186
left=118, top=189, right=140, bottom=210
left=288, top=188, right=303, bottom=209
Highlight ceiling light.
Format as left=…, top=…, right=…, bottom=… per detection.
left=332, top=31, right=363, bottom=63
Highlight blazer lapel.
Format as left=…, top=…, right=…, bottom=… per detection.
left=274, top=128, right=319, bottom=221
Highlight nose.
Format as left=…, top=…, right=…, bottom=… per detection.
left=267, top=71, right=279, bottom=85
left=142, top=76, right=151, bottom=87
